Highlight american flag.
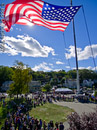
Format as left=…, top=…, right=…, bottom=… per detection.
left=2, top=0, right=81, bottom=32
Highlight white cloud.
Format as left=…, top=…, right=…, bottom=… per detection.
left=54, top=69, right=61, bottom=72
left=56, top=61, right=64, bottom=65
left=65, top=44, right=97, bottom=60
left=72, top=66, right=97, bottom=71
left=32, top=62, right=64, bottom=72
left=65, top=66, right=71, bottom=69
left=43, top=46, right=56, bottom=56
left=49, top=63, right=53, bottom=67
left=32, top=62, right=53, bottom=72
left=2, top=35, right=56, bottom=57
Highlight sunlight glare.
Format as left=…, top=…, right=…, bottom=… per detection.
left=28, top=22, right=34, bottom=26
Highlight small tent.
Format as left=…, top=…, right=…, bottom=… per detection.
left=55, top=88, right=74, bottom=94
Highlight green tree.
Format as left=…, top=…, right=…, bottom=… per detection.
left=8, top=61, right=32, bottom=98
left=0, top=66, right=13, bottom=87
left=22, top=67, right=32, bottom=93
left=60, top=77, right=66, bottom=87
left=67, top=70, right=76, bottom=79
left=43, top=83, right=52, bottom=92
left=94, top=90, right=97, bottom=97
left=50, top=77, right=58, bottom=86
left=78, top=69, right=97, bottom=85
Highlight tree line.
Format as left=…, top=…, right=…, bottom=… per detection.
left=0, top=61, right=97, bottom=95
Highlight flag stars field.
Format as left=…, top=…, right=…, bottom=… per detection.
left=42, top=3, right=81, bottom=23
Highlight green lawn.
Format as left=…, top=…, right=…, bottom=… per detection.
left=29, top=103, right=74, bottom=123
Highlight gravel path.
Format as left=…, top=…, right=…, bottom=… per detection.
left=53, top=101, right=97, bottom=130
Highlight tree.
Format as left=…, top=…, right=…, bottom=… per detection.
left=0, top=66, right=13, bottom=88
left=56, top=70, right=67, bottom=81
left=50, top=77, right=58, bottom=86
left=94, top=90, right=97, bottom=97
left=8, top=61, right=32, bottom=98
left=60, top=77, right=66, bottom=87
left=43, top=83, right=52, bottom=92
left=79, top=69, right=97, bottom=84
left=22, top=67, right=32, bottom=93
left=67, top=70, right=76, bottom=79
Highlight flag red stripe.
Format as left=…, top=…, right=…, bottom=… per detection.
left=16, top=17, right=67, bottom=31
left=27, top=13, right=69, bottom=26
left=12, top=0, right=43, bottom=4
left=23, top=8, right=42, bottom=18
left=9, top=4, right=17, bottom=26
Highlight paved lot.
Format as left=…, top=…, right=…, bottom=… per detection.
left=53, top=101, right=97, bottom=130
left=53, top=101, right=97, bottom=115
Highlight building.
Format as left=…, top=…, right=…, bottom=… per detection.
left=82, top=79, right=94, bottom=87
left=1, top=81, right=13, bottom=92
left=1, top=80, right=41, bottom=92
left=65, top=79, right=77, bottom=89
left=29, top=81, right=41, bottom=92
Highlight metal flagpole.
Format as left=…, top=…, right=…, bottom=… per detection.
left=70, top=0, right=80, bottom=93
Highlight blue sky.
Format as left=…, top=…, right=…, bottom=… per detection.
left=0, top=0, right=97, bottom=72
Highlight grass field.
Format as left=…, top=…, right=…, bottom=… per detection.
left=29, top=103, right=74, bottom=123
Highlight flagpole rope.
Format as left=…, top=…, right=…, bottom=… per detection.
left=62, top=32, right=72, bottom=70
left=82, top=5, right=97, bottom=71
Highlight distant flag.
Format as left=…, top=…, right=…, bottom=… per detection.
left=2, top=0, right=81, bottom=32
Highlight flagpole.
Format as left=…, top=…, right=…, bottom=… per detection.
left=70, top=0, right=80, bottom=94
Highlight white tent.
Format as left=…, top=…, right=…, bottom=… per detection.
left=55, top=88, right=73, bottom=94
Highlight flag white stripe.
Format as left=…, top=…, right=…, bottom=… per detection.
left=19, top=5, right=41, bottom=16
left=25, top=11, right=38, bottom=17
left=27, top=2, right=43, bottom=11
left=31, top=21, right=65, bottom=31
left=34, top=21, right=66, bottom=30
left=12, top=4, right=22, bottom=24
left=17, top=19, right=34, bottom=25
left=16, top=16, right=67, bottom=30
left=30, top=16, right=68, bottom=27
left=5, top=4, right=13, bottom=18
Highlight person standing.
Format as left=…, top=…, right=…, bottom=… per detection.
left=39, top=119, right=42, bottom=129
left=43, top=120, right=47, bottom=130
left=59, top=122, right=64, bottom=130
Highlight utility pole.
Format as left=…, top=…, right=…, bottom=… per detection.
left=0, top=3, right=5, bottom=52
left=70, top=0, right=80, bottom=93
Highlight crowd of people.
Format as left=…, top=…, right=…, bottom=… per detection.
left=3, top=115, right=64, bottom=130
left=3, top=111, right=64, bottom=130
left=1, top=93, right=65, bottom=130
left=1, top=92, right=93, bottom=130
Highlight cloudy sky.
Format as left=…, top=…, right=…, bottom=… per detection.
left=0, top=0, right=97, bottom=72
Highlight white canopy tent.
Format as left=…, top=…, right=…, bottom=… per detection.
left=55, top=88, right=73, bottom=94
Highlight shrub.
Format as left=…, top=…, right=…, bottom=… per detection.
left=94, top=90, right=97, bottom=97
left=67, top=107, right=97, bottom=130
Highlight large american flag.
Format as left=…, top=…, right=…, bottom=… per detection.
left=2, top=0, right=81, bottom=32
